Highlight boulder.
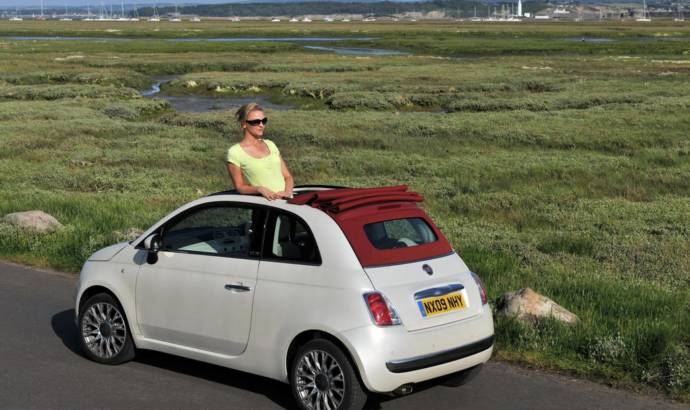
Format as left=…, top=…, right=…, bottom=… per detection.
left=3, top=210, right=63, bottom=234
left=496, top=287, right=579, bottom=325
left=113, top=228, right=144, bottom=242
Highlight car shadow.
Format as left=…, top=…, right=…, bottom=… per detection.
left=135, top=349, right=298, bottom=409
left=132, top=351, right=445, bottom=410
left=51, top=309, right=296, bottom=408
left=51, top=308, right=438, bottom=409
left=51, top=309, right=88, bottom=358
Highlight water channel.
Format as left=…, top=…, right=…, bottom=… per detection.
left=4, top=35, right=404, bottom=55
left=303, top=45, right=409, bottom=56
left=7, top=35, right=689, bottom=44
left=141, top=76, right=295, bottom=112
left=6, top=36, right=413, bottom=112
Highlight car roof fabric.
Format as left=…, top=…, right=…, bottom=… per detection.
left=288, top=185, right=424, bottom=215
left=290, top=185, right=453, bottom=267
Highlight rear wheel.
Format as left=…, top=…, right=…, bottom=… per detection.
left=290, top=339, right=367, bottom=410
left=78, top=292, right=135, bottom=365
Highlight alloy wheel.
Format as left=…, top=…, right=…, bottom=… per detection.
left=295, top=349, right=346, bottom=410
left=81, top=302, right=127, bottom=359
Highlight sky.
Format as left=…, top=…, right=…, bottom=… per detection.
left=3, top=0, right=424, bottom=9
left=1, top=1, right=266, bottom=7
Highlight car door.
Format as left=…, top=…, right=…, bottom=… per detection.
left=135, top=202, right=265, bottom=356
left=253, top=210, right=325, bottom=328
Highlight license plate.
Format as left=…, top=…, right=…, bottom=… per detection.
left=417, top=291, right=467, bottom=318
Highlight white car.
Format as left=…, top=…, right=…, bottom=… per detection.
left=75, top=185, right=494, bottom=409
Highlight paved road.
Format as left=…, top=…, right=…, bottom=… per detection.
left=0, top=261, right=686, bottom=410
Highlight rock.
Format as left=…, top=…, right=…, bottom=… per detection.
left=184, top=80, right=198, bottom=88
left=3, top=210, right=63, bottom=234
left=496, top=287, right=579, bottom=325
left=113, top=228, right=144, bottom=242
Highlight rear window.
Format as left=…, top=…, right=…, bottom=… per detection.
left=333, top=206, right=453, bottom=267
left=364, top=218, right=438, bottom=249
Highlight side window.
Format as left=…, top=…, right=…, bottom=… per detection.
left=162, top=204, right=263, bottom=258
left=264, top=212, right=321, bottom=264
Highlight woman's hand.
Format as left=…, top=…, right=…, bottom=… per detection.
left=257, top=187, right=280, bottom=200
left=276, top=190, right=293, bottom=199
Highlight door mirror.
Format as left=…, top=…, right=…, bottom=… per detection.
left=144, top=233, right=161, bottom=253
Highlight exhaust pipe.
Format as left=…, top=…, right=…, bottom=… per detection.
left=393, top=384, right=414, bottom=396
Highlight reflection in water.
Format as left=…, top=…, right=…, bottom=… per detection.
left=303, top=45, right=409, bottom=56
left=141, top=75, right=179, bottom=97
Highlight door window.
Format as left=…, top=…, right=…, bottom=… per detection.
left=264, top=212, right=320, bottom=264
left=162, top=204, right=264, bottom=258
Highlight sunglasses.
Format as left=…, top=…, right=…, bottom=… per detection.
left=246, top=118, right=268, bottom=126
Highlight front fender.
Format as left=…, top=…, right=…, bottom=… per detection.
left=75, top=259, right=140, bottom=337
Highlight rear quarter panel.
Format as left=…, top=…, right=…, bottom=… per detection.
left=244, top=206, right=375, bottom=382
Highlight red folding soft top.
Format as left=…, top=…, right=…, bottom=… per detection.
left=289, top=186, right=453, bottom=267
left=288, top=185, right=423, bottom=214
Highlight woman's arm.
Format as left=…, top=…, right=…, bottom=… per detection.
left=278, top=157, right=294, bottom=198
left=227, top=163, right=280, bottom=200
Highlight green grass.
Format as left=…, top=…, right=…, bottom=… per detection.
left=0, top=20, right=688, bottom=401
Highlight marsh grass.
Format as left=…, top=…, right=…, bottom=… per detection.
left=0, top=20, right=688, bottom=400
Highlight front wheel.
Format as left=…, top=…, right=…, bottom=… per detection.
left=290, top=339, right=368, bottom=410
left=78, top=292, right=136, bottom=365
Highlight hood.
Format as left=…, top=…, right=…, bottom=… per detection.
left=88, top=242, right=129, bottom=262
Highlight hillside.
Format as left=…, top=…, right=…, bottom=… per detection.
left=137, top=0, right=548, bottom=17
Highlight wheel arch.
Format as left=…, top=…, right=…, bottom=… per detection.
left=78, top=285, right=121, bottom=314
left=285, top=329, right=366, bottom=389
left=76, top=284, right=138, bottom=363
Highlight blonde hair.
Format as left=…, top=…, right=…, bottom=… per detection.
left=235, top=103, right=264, bottom=124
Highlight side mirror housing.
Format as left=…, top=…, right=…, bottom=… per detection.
left=144, top=233, right=161, bottom=253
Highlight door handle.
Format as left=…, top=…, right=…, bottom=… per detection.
left=225, top=283, right=251, bottom=292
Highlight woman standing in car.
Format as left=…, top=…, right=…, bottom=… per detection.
left=227, top=103, right=294, bottom=200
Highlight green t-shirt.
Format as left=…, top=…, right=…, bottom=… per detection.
left=227, top=139, right=285, bottom=193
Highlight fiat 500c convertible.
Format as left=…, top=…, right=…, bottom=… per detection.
left=75, top=185, right=494, bottom=410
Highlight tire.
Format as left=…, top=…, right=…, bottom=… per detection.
left=78, top=292, right=136, bottom=365
left=290, top=339, right=368, bottom=410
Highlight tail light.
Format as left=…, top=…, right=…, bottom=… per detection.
left=363, top=292, right=402, bottom=326
left=470, top=272, right=488, bottom=305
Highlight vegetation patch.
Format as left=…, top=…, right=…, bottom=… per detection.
left=0, top=84, right=139, bottom=100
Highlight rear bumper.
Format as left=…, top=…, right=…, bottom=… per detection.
left=386, top=335, right=494, bottom=373
left=341, top=306, right=494, bottom=393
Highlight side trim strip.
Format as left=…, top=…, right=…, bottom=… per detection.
left=385, top=335, right=494, bottom=373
